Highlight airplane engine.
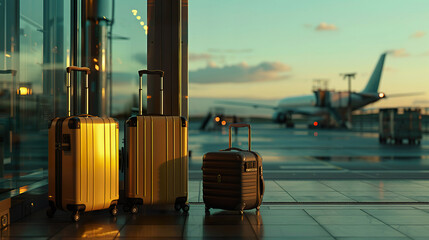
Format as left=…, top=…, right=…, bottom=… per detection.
left=272, top=112, right=286, bottom=123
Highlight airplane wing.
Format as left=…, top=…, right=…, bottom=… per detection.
left=385, top=92, right=425, bottom=98
left=216, top=100, right=278, bottom=110
left=354, top=92, right=425, bottom=98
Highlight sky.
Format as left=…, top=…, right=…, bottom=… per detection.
left=111, top=0, right=429, bottom=117
left=188, top=0, right=429, bottom=115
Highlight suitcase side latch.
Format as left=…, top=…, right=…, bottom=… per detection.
left=244, top=161, right=257, bottom=172
left=61, top=134, right=71, bottom=151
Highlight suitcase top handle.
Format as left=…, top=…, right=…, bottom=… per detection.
left=66, top=66, right=91, bottom=74
left=66, top=66, right=91, bottom=117
left=229, top=123, right=251, bottom=151
left=138, top=70, right=164, bottom=77
left=0, top=70, right=17, bottom=76
left=138, top=70, right=165, bottom=116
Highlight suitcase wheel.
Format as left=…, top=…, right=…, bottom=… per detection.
left=130, top=205, right=139, bottom=214
left=182, top=204, right=190, bottom=213
left=71, top=211, right=80, bottom=222
left=175, top=202, right=190, bottom=212
left=110, top=205, right=118, bottom=216
left=174, top=202, right=182, bottom=211
left=47, top=201, right=56, bottom=218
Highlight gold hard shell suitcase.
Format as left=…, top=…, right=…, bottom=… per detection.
left=47, top=66, right=119, bottom=222
left=123, top=70, right=189, bottom=213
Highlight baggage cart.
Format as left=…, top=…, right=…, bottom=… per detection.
left=379, top=108, right=422, bottom=144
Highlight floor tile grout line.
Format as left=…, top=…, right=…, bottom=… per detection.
left=273, top=180, right=298, bottom=202
left=318, top=180, right=358, bottom=203
left=307, top=155, right=345, bottom=173
left=361, top=179, right=423, bottom=194
left=113, top=212, right=133, bottom=239
left=181, top=211, right=189, bottom=238
left=303, top=208, right=337, bottom=239
left=362, top=180, right=414, bottom=198
left=410, top=180, right=429, bottom=189
left=412, top=205, right=429, bottom=214
left=361, top=209, right=414, bottom=239
left=320, top=179, right=386, bottom=192
left=390, top=191, right=422, bottom=203
left=245, top=212, right=260, bottom=240
left=45, top=221, right=70, bottom=240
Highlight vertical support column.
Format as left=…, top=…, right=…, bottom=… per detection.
left=43, top=0, right=64, bottom=117
left=147, top=0, right=182, bottom=116
left=82, top=0, right=113, bottom=117
left=0, top=0, right=20, bottom=171
left=181, top=0, right=188, bottom=119
left=70, top=0, right=82, bottom=115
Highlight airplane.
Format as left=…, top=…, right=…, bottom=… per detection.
left=220, top=52, right=412, bottom=128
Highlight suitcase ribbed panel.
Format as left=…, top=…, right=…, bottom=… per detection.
left=202, top=151, right=262, bottom=210
left=79, top=117, right=119, bottom=211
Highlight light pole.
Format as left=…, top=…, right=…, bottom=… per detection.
left=341, top=73, right=356, bottom=126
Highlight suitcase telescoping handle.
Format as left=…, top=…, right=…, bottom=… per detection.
left=66, top=66, right=91, bottom=117
left=229, top=123, right=251, bottom=151
left=138, top=70, right=164, bottom=116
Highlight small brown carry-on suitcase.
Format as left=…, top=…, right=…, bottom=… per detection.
left=202, top=123, right=264, bottom=214
left=123, top=70, right=189, bottom=213
left=47, top=66, right=119, bottom=222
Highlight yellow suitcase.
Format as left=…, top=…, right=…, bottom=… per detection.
left=47, top=66, right=119, bottom=222
left=123, top=70, right=189, bottom=213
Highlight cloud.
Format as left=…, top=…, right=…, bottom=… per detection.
left=132, top=53, right=147, bottom=65
left=389, top=49, right=410, bottom=57
left=413, top=98, right=429, bottom=105
left=189, top=53, right=213, bottom=62
left=190, top=61, right=291, bottom=84
left=315, top=22, right=337, bottom=31
left=410, top=31, right=425, bottom=38
left=207, top=48, right=253, bottom=54
left=112, top=72, right=139, bottom=83
left=384, top=66, right=397, bottom=72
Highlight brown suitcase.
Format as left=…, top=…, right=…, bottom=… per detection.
left=203, top=123, right=264, bottom=214
left=47, top=66, right=119, bottom=222
left=122, top=70, right=189, bottom=213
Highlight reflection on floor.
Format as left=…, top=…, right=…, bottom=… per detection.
left=4, top=204, right=429, bottom=239
left=189, top=179, right=429, bottom=203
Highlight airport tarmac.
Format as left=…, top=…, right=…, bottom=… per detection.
left=189, top=122, right=429, bottom=177
left=188, top=121, right=429, bottom=204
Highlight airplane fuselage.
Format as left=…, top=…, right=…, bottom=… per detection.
left=273, top=91, right=383, bottom=126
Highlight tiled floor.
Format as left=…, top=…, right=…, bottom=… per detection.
left=189, top=179, right=429, bottom=203
left=4, top=204, right=429, bottom=239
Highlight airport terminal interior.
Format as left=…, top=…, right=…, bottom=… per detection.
left=1, top=0, right=429, bottom=239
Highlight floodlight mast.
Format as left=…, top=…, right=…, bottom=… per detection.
left=341, top=73, right=356, bottom=126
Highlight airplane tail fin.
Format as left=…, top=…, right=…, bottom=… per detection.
left=361, top=53, right=387, bottom=93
